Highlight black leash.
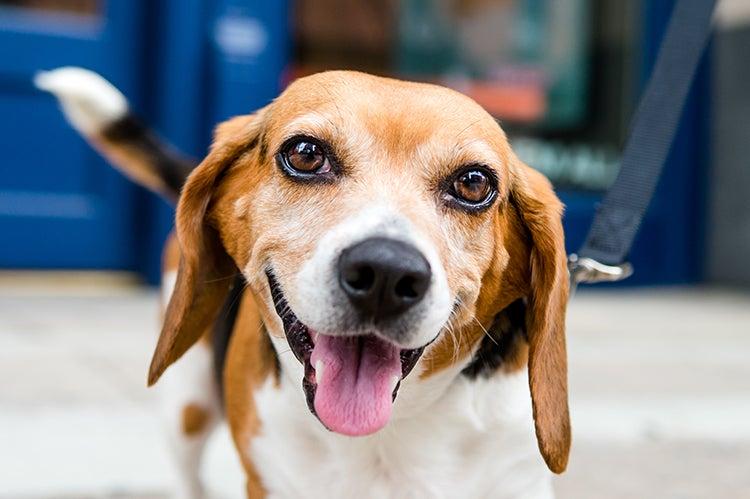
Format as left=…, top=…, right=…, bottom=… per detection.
left=569, top=0, right=717, bottom=289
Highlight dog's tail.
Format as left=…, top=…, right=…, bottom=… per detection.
left=35, top=67, right=195, bottom=201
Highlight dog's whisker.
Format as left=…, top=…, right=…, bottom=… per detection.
left=472, top=316, right=497, bottom=346
left=454, top=117, right=484, bottom=141
left=440, top=299, right=465, bottom=364
left=202, top=272, right=243, bottom=284
left=454, top=298, right=498, bottom=347
left=314, top=79, right=345, bottom=128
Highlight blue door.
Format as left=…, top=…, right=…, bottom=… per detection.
left=0, top=1, right=289, bottom=280
left=0, top=1, right=146, bottom=270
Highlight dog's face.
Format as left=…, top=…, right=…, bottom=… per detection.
left=149, top=72, right=570, bottom=473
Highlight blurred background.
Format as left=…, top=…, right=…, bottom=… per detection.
left=0, top=0, right=748, bottom=498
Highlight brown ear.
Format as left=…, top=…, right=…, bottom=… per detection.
left=148, top=114, right=262, bottom=385
left=511, top=158, right=571, bottom=473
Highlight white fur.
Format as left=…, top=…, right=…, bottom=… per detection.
left=157, top=271, right=220, bottom=499
left=34, top=67, right=128, bottom=135
left=251, top=362, right=553, bottom=499
left=291, top=204, right=454, bottom=350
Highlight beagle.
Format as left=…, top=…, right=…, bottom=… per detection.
left=38, top=67, right=570, bottom=499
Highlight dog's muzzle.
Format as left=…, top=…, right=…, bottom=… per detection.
left=266, top=261, right=427, bottom=437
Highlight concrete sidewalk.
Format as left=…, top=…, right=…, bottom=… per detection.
left=0, top=275, right=748, bottom=498
left=556, top=288, right=750, bottom=498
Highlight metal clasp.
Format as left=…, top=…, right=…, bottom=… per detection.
left=568, top=254, right=633, bottom=289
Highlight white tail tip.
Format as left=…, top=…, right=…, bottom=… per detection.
left=35, top=67, right=129, bottom=135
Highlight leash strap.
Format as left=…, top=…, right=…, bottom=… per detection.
left=570, top=0, right=717, bottom=286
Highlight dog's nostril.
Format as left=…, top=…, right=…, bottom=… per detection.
left=345, top=265, right=375, bottom=292
left=394, top=275, right=419, bottom=299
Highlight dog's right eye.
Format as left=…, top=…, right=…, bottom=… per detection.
left=278, top=137, right=333, bottom=178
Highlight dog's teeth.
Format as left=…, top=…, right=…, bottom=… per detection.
left=315, top=360, right=324, bottom=383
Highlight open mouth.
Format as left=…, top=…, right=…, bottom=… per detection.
left=267, top=270, right=425, bottom=436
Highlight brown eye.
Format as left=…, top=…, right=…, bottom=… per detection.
left=452, top=169, right=493, bottom=204
left=284, top=140, right=331, bottom=174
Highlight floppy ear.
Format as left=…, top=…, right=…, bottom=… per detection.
left=148, top=113, right=262, bottom=385
left=510, top=158, right=571, bottom=473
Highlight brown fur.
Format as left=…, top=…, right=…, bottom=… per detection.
left=510, top=163, right=570, bottom=473
left=162, top=232, right=181, bottom=273
left=149, top=71, right=570, bottom=482
left=181, top=402, right=210, bottom=436
left=420, top=196, right=533, bottom=377
left=147, top=114, right=264, bottom=385
left=499, top=332, right=530, bottom=374
left=90, top=117, right=195, bottom=200
left=224, top=290, right=276, bottom=498
left=161, top=233, right=215, bottom=348
left=91, top=135, right=168, bottom=195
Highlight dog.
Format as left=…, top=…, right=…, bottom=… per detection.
left=37, top=67, right=570, bottom=499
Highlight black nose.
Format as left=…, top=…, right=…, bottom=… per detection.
left=338, top=237, right=431, bottom=321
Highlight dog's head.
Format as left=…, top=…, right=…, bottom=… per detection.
left=148, top=71, right=570, bottom=473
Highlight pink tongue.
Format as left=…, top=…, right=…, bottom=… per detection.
left=310, top=334, right=401, bottom=436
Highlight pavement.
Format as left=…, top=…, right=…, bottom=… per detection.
left=0, top=273, right=748, bottom=498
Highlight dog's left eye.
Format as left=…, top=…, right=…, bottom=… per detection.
left=280, top=138, right=332, bottom=176
left=445, top=166, right=497, bottom=209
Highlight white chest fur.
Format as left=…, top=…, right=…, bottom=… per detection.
left=249, top=366, right=553, bottom=499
